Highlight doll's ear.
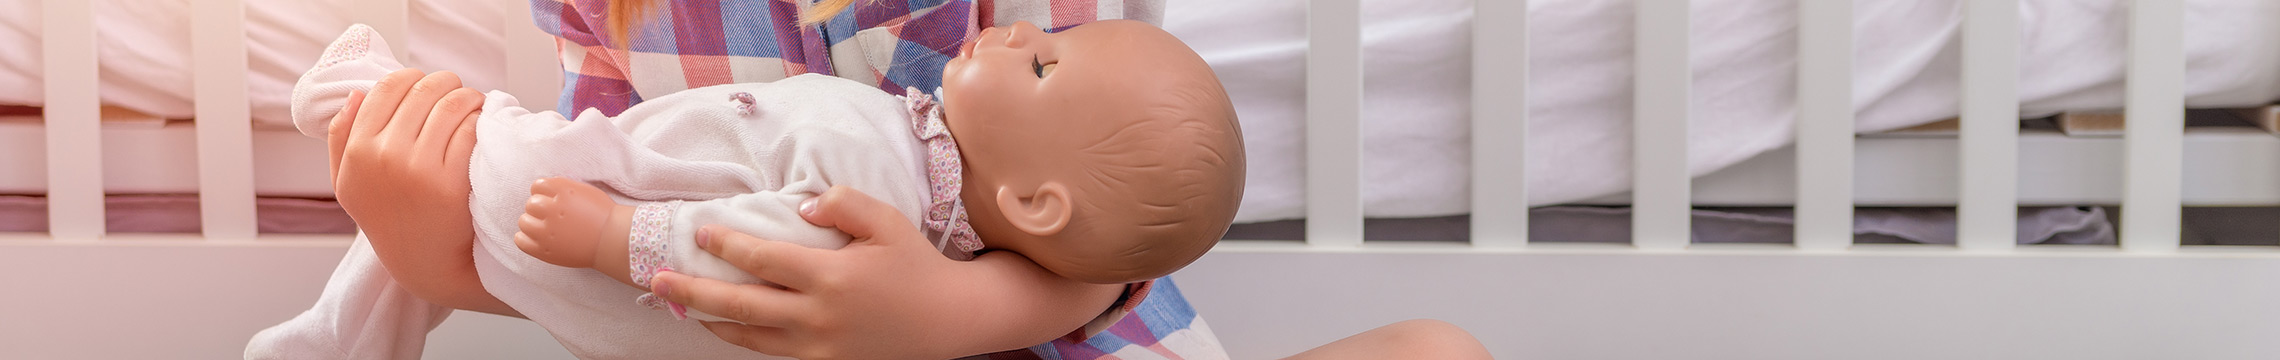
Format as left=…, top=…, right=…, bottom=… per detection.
left=995, top=182, right=1072, bottom=237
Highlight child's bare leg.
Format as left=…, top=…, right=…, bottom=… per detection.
left=516, top=177, right=643, bottom=289
left=1282, top=319, right=1493, bottom=360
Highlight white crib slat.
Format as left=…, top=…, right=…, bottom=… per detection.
left=2121, top=0, right=2182, bottom=252
left=1471, top=0, right=1527, bottom=247
left=191, top=0, right=257, bottom=240
left=42, top=0, right=103, bottom=241
left=1633, top=0, right=1689, bottom=250
left=1306, top=0, right=1363, bottom=247
left=354, top=0, right=413, bottom=66
left=502, top=0, right=562, bottom=112
left=1958, top=0, right=2019, bottom=250
left=1794, top=0, right=1853, bottom=250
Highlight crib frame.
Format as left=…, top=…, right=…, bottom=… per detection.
left=8, top=0, right=2280, bottom=359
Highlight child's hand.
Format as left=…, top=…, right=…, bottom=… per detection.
left=645, top=186, right=1123, bottom=359
left=327, top=69, right=518, bottom=316
left=516, top=177, right=626, bottom=269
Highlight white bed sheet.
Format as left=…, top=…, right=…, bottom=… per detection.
left=1167, top=0, right=2280, bottom=223
left=0, top=0, right=506, bottom=129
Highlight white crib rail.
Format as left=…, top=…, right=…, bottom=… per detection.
left=1306, top=0, right=1364, bottom=248
left=42, top=0, right=102, bottom=241
left=1793, top=0, right=1854, bottom=250
left=2122, top=0, right=2183, bottom=252
left=192, top=0, right=257, bottom=240
left=1470, top=0, right=1527, bottom=247
left=1631, top=0, right=1690, bottom=249
left=1958, top=0, right=2020, bottom=250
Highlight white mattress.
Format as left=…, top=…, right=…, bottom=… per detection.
left=5, top=0, right=2276, bottom=224
left=1166, top=0, right=2280, bottom=223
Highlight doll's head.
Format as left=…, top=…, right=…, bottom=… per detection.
left=939, top=20, right=1244, bottom=284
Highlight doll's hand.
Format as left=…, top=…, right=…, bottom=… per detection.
left=646, top=186, right=1121, bottom=359
left=515, top=177, right=629, bottom=269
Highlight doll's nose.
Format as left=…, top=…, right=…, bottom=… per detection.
left=1004, top=21, right=1042, bottom=48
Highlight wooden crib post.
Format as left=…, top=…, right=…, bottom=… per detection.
left=42, top=0, right=104, bottom=241
left=191, top=0, right=258, bottom=240
left=1958, top=0, right=2019, bottom=250
left=1471, top=0, right=1529, bottom=248
left=1633, top=0, right=1690, bottom=250
left=2121, top=0, right=2184, bottom=252
left=1794, top=0, right=1855, bottom=250
left=1306, top=0, right=1363, bottom=247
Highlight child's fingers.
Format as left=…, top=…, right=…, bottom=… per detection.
left=351, top=69, right=425, bottom=140
left=380, top=71, right=463, bottom=147
left=327, top=90, right=365, bottom=180
left=415, top=87, right=482, bottom=165
left=444, top=112, right=479, bottom=176
left=698, top=321, right=804, bottom=358
left=803, top=186, right=922, bottom=246
left=695, top=225, right=829, bottom=290
left=651, top=271, right=814, bottom=329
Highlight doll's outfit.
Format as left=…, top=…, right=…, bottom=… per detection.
left=259, top=25, right=951, bottom=359
left=251, top=23, right=1223, bottom=360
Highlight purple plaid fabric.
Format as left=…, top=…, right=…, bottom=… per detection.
left=528, top=1, right=1217, bottom=358
left=534, top=0, right=991, bottom=116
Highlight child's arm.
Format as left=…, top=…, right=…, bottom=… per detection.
left=643, top=186, right=1127, bottom=358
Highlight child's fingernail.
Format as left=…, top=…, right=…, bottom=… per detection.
left=799, top=197, right=818, bottom=216
left=696, top=227, right=712, bottom=248
left=653, top=271, right=677, bottom=296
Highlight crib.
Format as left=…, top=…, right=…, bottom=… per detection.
left=8, top=0, right=2280, bottom=359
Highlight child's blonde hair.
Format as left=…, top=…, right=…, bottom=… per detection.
left=604, top=0, right=858, bottom=47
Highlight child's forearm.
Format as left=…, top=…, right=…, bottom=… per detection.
left=946, top=251, right=1127, bottom=355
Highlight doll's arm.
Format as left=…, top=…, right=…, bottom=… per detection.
left=516, top=177, right=848, bottom=293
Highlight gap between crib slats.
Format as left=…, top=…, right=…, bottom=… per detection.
left=1470, top=0, right=1528, bottom=248
left=1794, top=0, right=1854, bottom=250
left=1958, top=0, right=2019, bottom=251
left=501, top=0, right=563, bottom=113
left=1632, top=0, right=1690, bottom=250
left=42, top=0, right=104, bottom=241
left=1304, top=0, right=1363, bottom=248
left=192, top=0, right=258, bottom=241
left=355, top=0, right=413, bottom=67
left=2121, top=0, right=2183, bottom=252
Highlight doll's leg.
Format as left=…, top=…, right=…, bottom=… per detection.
left=517, top=177, right=643, bottom=289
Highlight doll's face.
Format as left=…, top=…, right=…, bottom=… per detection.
left=938, top=20, right=1169, bottom=168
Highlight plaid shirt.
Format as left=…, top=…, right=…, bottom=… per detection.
left=533, top=0, right=1161, bottom=116
left=531, top=1, right=1217, bottom=358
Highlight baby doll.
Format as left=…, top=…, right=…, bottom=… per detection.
left=287, top=19, right=1241, bottom=356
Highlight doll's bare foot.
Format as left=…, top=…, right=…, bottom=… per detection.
left=516, top=177, right=632, bottom=269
